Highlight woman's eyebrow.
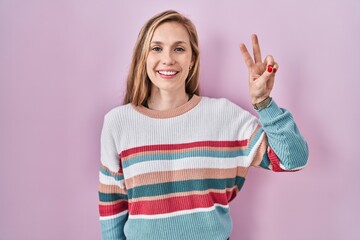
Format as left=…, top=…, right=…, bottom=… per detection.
left=150, top=41, right=188, bottom=45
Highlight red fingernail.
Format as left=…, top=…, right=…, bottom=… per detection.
left=273, top=68, right=277, bottom=73
left=267, top=65, right=273, bottom=73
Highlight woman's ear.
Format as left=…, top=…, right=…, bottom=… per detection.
left=190, top=56, right=195, bottom=70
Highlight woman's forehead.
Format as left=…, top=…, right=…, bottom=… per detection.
left=151, top=22, right=190, bottom=44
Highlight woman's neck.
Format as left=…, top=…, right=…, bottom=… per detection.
left=147, top=89, right=189, bottom=111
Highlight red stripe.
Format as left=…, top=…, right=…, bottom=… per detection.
left=99, top=201, right=128, bottom=217
left=268, top=147, right=283, bottom=172
left=129, top=192, right=229, bottom=215
left=120, top=140, right=248, bottom=158
left=268, top=147, right=298, bottom=172
left=227, top=188, right=238, bottom=202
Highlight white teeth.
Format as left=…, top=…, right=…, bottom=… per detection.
left=158, top=71, right=177, bottom=76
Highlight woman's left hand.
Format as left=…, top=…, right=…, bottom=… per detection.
left=240, top=34, right=278, bottom=104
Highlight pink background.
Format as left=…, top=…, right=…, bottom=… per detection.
left=1, top=0, right=359, bottom=239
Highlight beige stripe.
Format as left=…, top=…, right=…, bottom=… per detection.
left=125, top=167, right=248, bottom=189
left=99, top=183, right=127, bottom=194
left=237, top=166, right=249, bottom=177
left=99, top=199, right=128, bottom=206
left=133, top=95, right=202, bottom=119
left=128, top=187, right=239, bottom=203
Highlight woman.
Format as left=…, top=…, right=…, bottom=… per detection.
left=98, top=10, right=308, bottom=240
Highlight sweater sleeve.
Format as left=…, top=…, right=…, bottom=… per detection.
left=98, top=114, right=128, bottom=240
left=250, top=100, right=309, bottom=172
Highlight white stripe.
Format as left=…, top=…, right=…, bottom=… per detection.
left=99, top=210, right=128, bottom=221
left=124, top=156, right=252, bottom=178
left=248, top=132, right=264, bottom=162
left=280, top=163, right=306, bottom=171
left=128, top=203, right=229, bottom=220
left=99, top=172, right=125, bottom=188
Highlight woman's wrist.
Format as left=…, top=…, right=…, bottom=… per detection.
left=252, top=96, right=272, bottom=110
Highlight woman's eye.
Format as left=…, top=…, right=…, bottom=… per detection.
left=175, top=47, right=185, bottom=52
left=152, top=47, right=162, bottom=52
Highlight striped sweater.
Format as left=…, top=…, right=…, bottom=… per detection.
left=98, top=95, right=308, bottom=240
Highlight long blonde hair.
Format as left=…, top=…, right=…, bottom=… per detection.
left=123, top=10, right=200, bottom=105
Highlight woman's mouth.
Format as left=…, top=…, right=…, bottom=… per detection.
left=157, top=70, right=179, bottom=78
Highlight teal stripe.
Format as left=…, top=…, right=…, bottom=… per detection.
left=235, top=176, right=245, bottom=191
left=259, top=152, right=271, bottom=170
left=128, top=177, right=244, bottom=198
left=100, top=167, right=124, bottom=181
left=99, top=192, right=128, bottom=202
left=124, top=205, right=231, bottom=240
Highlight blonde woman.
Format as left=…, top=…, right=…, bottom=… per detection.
left=98, top=10, right=308, bottom=240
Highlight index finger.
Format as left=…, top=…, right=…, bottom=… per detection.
left=240, top=43, right=254, bottom=68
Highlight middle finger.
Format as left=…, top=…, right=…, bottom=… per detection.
left=252, top=34, right=262, bottom=64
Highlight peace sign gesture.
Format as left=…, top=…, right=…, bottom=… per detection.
left=240, top=34, right=278, bottom=105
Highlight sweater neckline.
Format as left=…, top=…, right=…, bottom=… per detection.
left=132, top=95, right=202, bottom=119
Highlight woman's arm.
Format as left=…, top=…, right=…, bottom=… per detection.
left=251, top=100, right=308, bottom=171
left=239, top=34, right=308, bottom=171
left=99, top=114, right=128, bottom=240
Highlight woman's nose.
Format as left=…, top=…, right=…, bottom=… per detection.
left=161, top=50, right=175, bottom=65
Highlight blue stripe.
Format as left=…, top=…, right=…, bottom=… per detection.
left=124, top=205, right=231, bottom=240
left=101, top=214, right=128, bottom=239
left=128, top=177, right=244, bottom=199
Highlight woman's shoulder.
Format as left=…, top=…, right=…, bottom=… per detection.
left=103, top=103, right=133, bottom=121
left=198, top=96, right=255, bottom=125
left=200, top=96, right=247, bottom=112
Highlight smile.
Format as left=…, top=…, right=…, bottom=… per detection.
left=158, top=70, right=178, bottom=76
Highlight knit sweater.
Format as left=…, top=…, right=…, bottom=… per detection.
left=98, top=95, right=308, bottom=240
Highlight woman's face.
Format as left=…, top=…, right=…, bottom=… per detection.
left=146, top=22, right=193, bottom=95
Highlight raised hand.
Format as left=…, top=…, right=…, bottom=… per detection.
left=240, top=34, right=278, bottom=104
